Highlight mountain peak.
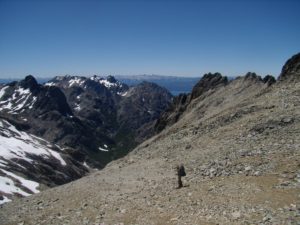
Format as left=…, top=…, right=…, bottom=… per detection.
left=19, top=75, right=39, bottom=91
left=106, top=75, right=117, bottom=83
left=278, top=52, right=300, bottom=81
left=244, top=72, right=261, bottom=80
left=191, top=72, right=228, bottom=100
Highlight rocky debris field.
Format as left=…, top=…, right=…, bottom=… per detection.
left=0, top=54, right=300, bottom=225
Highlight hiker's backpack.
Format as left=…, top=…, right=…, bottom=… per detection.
left=178, top=165, right=186, bottom=177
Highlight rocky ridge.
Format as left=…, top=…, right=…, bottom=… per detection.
left=0, top=53, right=299, bottom=225
left=155, top=71, right=275, bottom=133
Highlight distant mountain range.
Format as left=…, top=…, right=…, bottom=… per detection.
left=1, top=75, right=202, bottom=96
left=115, top=75, right=201, bottom=95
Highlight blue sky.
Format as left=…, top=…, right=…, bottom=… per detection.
left=0, top=0, right=299, bottom=78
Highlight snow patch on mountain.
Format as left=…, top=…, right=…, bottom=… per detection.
left=44, top=82, right=56, bottom=86
left=0, top=168, right=40, bottom=205
left=98, top=79, right=118, bottom=88
left=45, top=75, right=128, bottom=96
left=28, top=96, right=37, bottom=109
left=74, top=103, right=81, bottom=111
left=89, top=75, right=127, bottom=95
left=98, top=146, right=109, bottom=152
left=118, top=91, right=128, bottom=96
left=0, top=119, right=67, bottom=166
left=1, top=168, right=39, bottom=194
left=0, top=86, right=9, bottom=98
left=68, top=77, right=85, bottom=87
left=45, top=76, right=86, bottom=89
left=0, top=119, right=76, bottom=204
left=0, top=86, right=36, bottom=114
left=0, top=196, right=11, bottom=205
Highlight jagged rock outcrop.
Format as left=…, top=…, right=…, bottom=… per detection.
left=155, top=72, right=276, bottom=133
left=190, top=72, right=228, bottom=99
left=278, top=52, right=300, bottom=81
left=19, top=75, right=39, bottom=91
left=243, top=72, right=276, bottom=86
left=155, top=73, right=229, bottom=132
left=263, top=74, right=276, bottom=86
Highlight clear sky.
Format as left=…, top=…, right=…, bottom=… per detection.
left=0, top=0, right=299, bottom=78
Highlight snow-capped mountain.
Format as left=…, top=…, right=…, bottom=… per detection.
left=44, top=75, right=173, bottom=158
left=0, top=75, right=115, bottom=168
left=0, top=75, right=172, bottom=169
left=45, top=75, right=128, bottom=96
left=0, top=119, right=88, bottom=204
left=0, top=75, right=72, bottom=116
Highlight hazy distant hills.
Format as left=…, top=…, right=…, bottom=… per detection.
left=114, top=75, right=201, bottom=96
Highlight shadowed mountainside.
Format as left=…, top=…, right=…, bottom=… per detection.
left=0, top=75, right=172, bottom=168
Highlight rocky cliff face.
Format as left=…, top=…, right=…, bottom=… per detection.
left=278, top=52, right=300, bottom=81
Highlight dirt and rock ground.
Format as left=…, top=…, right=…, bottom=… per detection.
left=0, top=75, right=299, bottom=225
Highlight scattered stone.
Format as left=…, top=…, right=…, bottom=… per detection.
left=263, top=214, right=272, bottom=222
left=281, top=117, right=294, bottom=124
left=120, top=209, right=126, bottom=214
left=254, top=171, right=261, bottom=176
left=185, top=144, right=192, bottom=149
left=232, top=211, right=241, bottom=219
left=245, top=166, right=252, bottom=172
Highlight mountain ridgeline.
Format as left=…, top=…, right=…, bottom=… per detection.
left=155, top=72, right=276, bottom=133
